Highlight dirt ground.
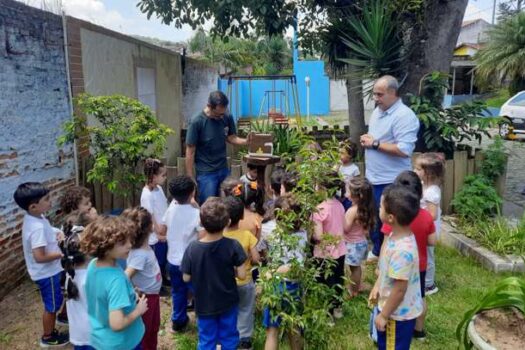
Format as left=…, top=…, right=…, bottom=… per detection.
left=0, top=278, right=195, bottom=349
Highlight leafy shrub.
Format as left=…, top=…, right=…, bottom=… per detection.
left=481, top=136, right=507, bottom=182
left=460, top=215, right=525, bottom=255
left=58, top=94, right=173, bottom=198
left=258, top=140, right=346, bottom=348
left=451, top=174, right=502, bottom=220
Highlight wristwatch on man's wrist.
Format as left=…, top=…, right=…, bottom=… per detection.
left=372, top=139, right=380, bottom=150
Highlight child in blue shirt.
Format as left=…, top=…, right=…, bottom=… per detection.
left=81, top=216, right=147, bottom=350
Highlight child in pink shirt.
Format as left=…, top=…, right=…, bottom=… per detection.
left=312, top=172, right=346, bottom=319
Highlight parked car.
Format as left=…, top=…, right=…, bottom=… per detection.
left=499, top=91, right=525, bottom=139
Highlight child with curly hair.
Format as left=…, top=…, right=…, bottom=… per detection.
left=81, top=216, right=147, bottom=350
left=60, top=186, right=92, bottom=216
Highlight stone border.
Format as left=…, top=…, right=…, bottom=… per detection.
left=440, top=220, right=525, bottom=273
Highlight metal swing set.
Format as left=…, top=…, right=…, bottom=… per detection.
left=225, top=75, right=302, bottom=130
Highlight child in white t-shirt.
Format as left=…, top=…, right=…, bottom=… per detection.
left=162, top=175, right=200, bottom=332
left=338, top=140, right=360, bottom=182
left=124, top=207, right=162, bottom=350
left=14, top=182, right=69, bottom=347
left=61, top=215, right=95, bottom=349
left=337, top=140, right=361, bottom=211
left=414, top=153, right=444, bottom=295
left=141, top=158, right=169, bottom=287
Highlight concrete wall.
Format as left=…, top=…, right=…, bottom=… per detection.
left=0, top=0, right=76, bottom=300
left=182, top=58, right=218, bottom=127
left=329, top=79, right=376, bottom=123
left=77, top=22, right=183, bottom=163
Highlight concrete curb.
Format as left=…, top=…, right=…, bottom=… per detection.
left=440, top=220, right=525, bottom=273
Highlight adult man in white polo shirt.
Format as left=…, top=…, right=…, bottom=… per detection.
left=360, top=75, right=420, bottom=260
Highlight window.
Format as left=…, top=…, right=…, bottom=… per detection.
left=136, top=67, right=157, bottom=112
left=509, top=92, right=525, bottom=107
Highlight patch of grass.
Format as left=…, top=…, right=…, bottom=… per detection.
left=162, top=245, right=513, bottom=349
left=460, top=216, right=525, bottom=256
left=485, top=89, right=510, bottom=108
left=324, top=245, right=514, bottom=350
left=0, top=332, right=12, bottom=344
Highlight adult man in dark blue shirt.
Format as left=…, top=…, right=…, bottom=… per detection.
left=186, top=91, right=251, bottom=204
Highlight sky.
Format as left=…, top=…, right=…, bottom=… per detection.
left=23, top=0, right=502, bottom=43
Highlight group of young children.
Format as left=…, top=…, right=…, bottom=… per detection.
left=14, top=141, right=445, bottom=350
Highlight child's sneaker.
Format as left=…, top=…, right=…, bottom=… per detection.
left=39, top=330, right=69, bottom=348
left=171, top=320, right=188, bottom=333
left=413, top=329, right=426, bottom=341
left=238, top=339, right=253, bottom=350
left=425, top=285, right=439, bottom=296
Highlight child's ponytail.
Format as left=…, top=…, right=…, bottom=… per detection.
left=61, top=216, right=87, bottom=300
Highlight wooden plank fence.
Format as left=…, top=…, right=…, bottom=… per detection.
left=80, top=144, right=506, bottom=216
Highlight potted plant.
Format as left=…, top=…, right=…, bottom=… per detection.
left=456, top=277, right=525, bottom=349
left=58, top=94, right=173, bottom=206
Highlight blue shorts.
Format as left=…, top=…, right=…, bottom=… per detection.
left=197, top=305, right=239, bottom=350
left=344, top=241, right=368, bottom=266
left=263, top=281, right=300, bottom=328
left=35, top=272, right=63, bottom=313
left=377, top=318, right=416, bottom=350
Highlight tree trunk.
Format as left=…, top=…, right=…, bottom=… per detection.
left=400, top=0, right=469, bottom=97
left=345, top=72, right=366, bottom=147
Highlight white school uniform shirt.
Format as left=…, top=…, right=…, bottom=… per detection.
left=127, top=248, right=162, bottom=294
left=421, top=185, right=442, bottom=235
left=66, top=268, right=91, bottom=346
left=22, top=214, right=63, bottom=281
left=339, top=163, right=360, bottom=183
left=140, top=185, right=168, bottom=245
left=163, top=201, right=200, bottom=266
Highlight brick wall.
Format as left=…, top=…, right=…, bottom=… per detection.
left=0, top=0, right=76, bottom=300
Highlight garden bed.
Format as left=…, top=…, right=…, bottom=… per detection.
left=440, top=219, right=525, bottom=273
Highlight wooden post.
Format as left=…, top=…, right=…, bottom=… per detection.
left=93, top=182, right=103, bottom=213
left=467, top=158, right=475, bottom=176
left=453, top=150, right=468, bottom=196
left=177, top=157, right=186, bottom=177
left=443, top=159, right=455, bottom=214
left=101, top=187, right=113, bottom=214
left=356, top=161, right=365, bottom=178
left=474, top=149, right=484, bottom=174
left=231, top=164, right=242, bottom=178
left=495, top=160, right=508, bottom=198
